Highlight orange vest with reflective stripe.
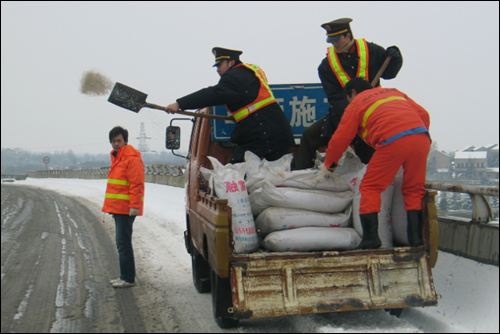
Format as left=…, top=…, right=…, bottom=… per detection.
left=327, top=38, right=369, bottom=87
left=229, top=63, right=277, bottom=122
left=102, top=145, right=145, bottom=215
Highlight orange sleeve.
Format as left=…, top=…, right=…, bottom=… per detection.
left=127, top=156, right=145, bottom=210
left=324, top=105, right=360, bottom=168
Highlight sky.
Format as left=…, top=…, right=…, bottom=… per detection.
left=10, top=177, right=500, bottom=332
left=1, top=1, right=499, bottom=155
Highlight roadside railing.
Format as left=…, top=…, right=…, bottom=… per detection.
left=23, top=170, right=499, bottom=266
left=425, top=182, right=499, bottom=266
left=27, top=165, right=186, bottom=188
left=144, top=165, right=185, bottom=188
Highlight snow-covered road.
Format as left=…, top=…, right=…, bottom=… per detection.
left=2, top=178, right=498, bottom=333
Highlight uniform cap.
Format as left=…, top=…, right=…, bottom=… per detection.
left=212, top=47, right=243, bottom=67
left=321, top=18, right=353, bottom=43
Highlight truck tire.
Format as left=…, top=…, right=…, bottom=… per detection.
left=211, top=270, right=239, bottom=328
left=191, top=247, right=211, bottom=293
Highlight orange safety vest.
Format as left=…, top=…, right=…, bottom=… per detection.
left=102, top=145, right=145, bottom=215
left=327, top=38, right=369, bottom=87
left=229, top=63, right=277, bottom=122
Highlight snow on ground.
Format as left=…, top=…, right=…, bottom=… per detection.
left=10, top=178, right=500, bottom=333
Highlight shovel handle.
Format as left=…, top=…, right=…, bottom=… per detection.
left=145, top=103, right=234, bottom=121
left=370, top=56, right=392, bottom=87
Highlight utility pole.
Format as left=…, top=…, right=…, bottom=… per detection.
left=137, top=123, right=150, bottom=153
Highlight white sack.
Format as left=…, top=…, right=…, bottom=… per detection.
left=208, top=156, right=259, bottom=253
left=261, top=227, right=361, bottom=252
left=247, top=163, right=350, bottom=194
left=255, top=206, right=352, bottom=237
left=250, top=182, right=353, bottom=216
left=391, top=168, right=410, bottom=245
left=244, top=151, right=264, bottom=180
left=313, top=151, right=326, bottom=169
left=351, top=166, right=394, bottom=248
left=333, top=147, right=367, bottom=190
left=244, top=151, right=293, bottom=181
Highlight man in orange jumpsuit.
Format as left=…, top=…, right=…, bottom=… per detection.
left=324, top=78, right=431, bottom=249
left=102, top=126, right=145, bottom=287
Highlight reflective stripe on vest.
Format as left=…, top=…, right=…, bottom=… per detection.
left=108, top=178, right=130, bottom=186
left=361, top=96, right=407, bottom=139
left=230, top=63, right=277, bottom=122
left=327, top=38, right=370, bottom=87
left=105, top=178, right=143, bottom=201
left=105, top=193, right=131, bottom=200
left=380, top=127, right=428, bottom=145
left=104, top=193, right=145, bottom=202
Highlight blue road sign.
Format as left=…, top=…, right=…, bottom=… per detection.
left=210, top=83, right=329, bottom=141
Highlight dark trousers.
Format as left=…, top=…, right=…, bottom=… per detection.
left=294, top=116, right=330, bottom=169
left=114, top=214, right=136, bottom=283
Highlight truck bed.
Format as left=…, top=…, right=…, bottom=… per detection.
left=195, top=190, right=439, bottom=320
left=230, top=247, right=437, bottom=319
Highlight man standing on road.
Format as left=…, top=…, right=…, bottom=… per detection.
left=293, top=18, right=403, bottom=169
left=102, top=126, right=145, bottom=288
left=325, top=78, right=431, bottom=249
left=165, top=47, right=295, bottom=164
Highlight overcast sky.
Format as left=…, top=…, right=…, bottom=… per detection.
left=2, top=1, right=499, bottom=155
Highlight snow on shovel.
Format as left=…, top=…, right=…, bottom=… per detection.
left=107, top=82, right=234, bottom=121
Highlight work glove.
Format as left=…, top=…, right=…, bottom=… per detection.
left=129, top=208, right=140, bottom=216
left=385, top=46, right=401, bottom=58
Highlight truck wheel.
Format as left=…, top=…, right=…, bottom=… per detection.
left=191, top=247, right=211, bottom=293
left=211, top=270, right=239, bottom=328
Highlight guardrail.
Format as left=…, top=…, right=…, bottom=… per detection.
left=23, top=170, right=500, bottom=266
left=27, top=165, right=186, bottom=188
left=1, top=174, right=28, bottom=181
left=425, top=182, right=499, bottom=266
left=144, top=165, right=185, bottom=188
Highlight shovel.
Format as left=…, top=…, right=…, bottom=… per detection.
left=370, top=56, right=392, bottom=87
left=107, top=82, right=234, bottom=121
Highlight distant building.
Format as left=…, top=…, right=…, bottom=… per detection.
left=454, top=151, right=488, bottom=179
left=474, top=144, right=498, bottom=152
left=427, top=150, right=452, bottom=176
left=459, top=145, right=477, bottom=152
left=485, top=168, right=499, bottom=183
left=483, top=144, right=499, bottom=168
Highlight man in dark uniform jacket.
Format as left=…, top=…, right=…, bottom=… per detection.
left=293, top=18, right=403, bottom=170
left=165, top=47, right=295, bottom=164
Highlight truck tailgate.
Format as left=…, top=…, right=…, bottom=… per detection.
left=230, top=248, right=438, bottom=319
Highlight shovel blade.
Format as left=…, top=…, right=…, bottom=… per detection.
left=107, top=82, right=148, bottom=112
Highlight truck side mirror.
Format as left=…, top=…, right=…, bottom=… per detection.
left=166, top=126, right=181, bottom=150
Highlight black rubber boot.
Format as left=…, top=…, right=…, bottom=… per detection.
left=407, top=210, right=423, bottom=247
left=356, top=213, right=382, bottom=250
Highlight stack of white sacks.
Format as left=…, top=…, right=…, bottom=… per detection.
left=245, top=151, right=357, bottom=252
left=203, top=148, right=409, bottom=254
